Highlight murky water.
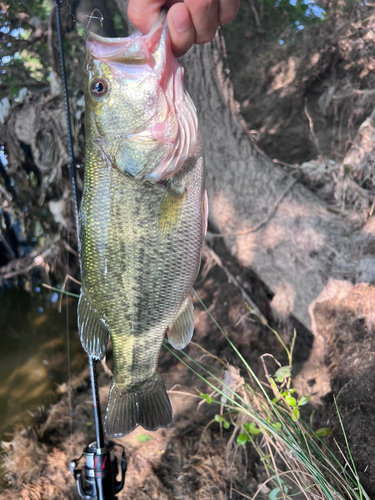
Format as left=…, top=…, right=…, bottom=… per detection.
left=0, top=286, right=86, bottom=437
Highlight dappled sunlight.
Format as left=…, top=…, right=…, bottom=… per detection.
left=270, top=282, right=296, bottom=322
left=276, top=198, right=311, bottom=218
left=233, top=231, right=257, bottom=266
left=210, top=189, right=237, bottom=230
left=267, top=57, right=297, bottom=98
left=294, top=226, right=325, bottom=253
left=362, top=215, right=375, bottom=236
left=261, top=221, right=285, bottom=249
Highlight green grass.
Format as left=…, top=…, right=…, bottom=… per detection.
left=49, top=283, right=369, bottom=500
left=163, top=290, right=369, bottom=500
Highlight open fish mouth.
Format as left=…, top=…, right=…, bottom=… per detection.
left=85, top=11, right=198, bottom=183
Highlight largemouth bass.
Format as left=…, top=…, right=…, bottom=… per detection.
left=78, top=13, right=207, bottom=437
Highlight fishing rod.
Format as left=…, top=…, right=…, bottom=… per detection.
left=54, top=1, right=126, bottom=498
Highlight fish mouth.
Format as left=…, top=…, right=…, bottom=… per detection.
left=86, top=11, right=167, bottom=65
left=85, top=10, right=199, bottom=183
left=86, top=10, right=167, bottom=44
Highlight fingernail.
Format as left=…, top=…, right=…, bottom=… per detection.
left=171, top=6, right=190, bottom=33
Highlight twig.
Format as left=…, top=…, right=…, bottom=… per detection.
left=234, top=312, right=255, bottom=327
left=369, top=199, right=375, bottom=217
left=272, top=158, right=299, bottom=169
left=209, top=178, right=297, bottom=238
left=0, top=237, right=59, bottom=280
left=202, top=244, right=267, bottom=323
left=100, top=356, right=113, bottom=378
left=47, top=5, right=56, bottom=73
left=61, top=239, right=79, bottom=257
left=19, top=0, right=36, bottom=17
left=0, top=184, right=12, bottom=202
left=167, top=390, right=201, bottom=399
left=304, top=100, right=325, bottom=160
left=58, top=273, right=81, bottom=312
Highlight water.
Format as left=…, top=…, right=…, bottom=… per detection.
left=0, top=286, right=85, bottom=437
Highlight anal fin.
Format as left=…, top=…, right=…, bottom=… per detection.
left=167, top=297, right=194, bottom=349
left=78, top=292, right=109, bottom=360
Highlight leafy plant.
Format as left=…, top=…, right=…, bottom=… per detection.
left=163, top=290, right=369, bottom=500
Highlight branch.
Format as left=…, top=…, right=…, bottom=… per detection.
left=0, top=237, right=59, bottom=281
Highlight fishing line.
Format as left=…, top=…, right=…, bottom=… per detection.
left=54, top=0, right=78, bottom=463
left=54, top=0, right=80, bottom=246
left=86, top=9, right=105, bottom=33
left=65, top=202, right=73, bottom=460
left=65, top=0, right=78, bottom=24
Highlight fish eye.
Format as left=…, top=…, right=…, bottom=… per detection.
left=90, top=78, right=109, bottom=98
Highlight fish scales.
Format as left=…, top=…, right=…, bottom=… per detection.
left=78, top=13, right=206, bottom=437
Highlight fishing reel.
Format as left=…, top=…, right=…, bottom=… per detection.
left=69, top=441, right=126, bottom=500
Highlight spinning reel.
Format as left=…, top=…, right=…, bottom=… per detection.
left=70, top=441, right=126, bottom=500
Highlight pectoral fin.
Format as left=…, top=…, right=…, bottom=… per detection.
left=167, top=297, right=194, bottom=349
left=158, top=182, right=186, bottom=238
left=78, top=292, right=109, bottom=360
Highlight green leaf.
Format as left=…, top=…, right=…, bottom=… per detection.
left=237, top=432, right=250, bottom=445
left=199, top=392, right=212, bottom=404
left=268, top=487, right=280, bottom=499
left=215, top=414, right=230, bottom=429
left=274, top=366, right=291, bottom=382
left=310, top=410, right=315, bottom=427
left=248, top=422, right=261, bottom=435
left=136, top=434, right=152, bottom=443
left=316, top=427, right=331, bottom=437
left=272, top=422, right=282, bottom=430
left=298, top=395, right=311, bottom=406
left=281, top=388, right=296, bottom=397
left=243, top=422, right=261, bottom=435
left=285, top=395, right=297, bottom=406
left=292, top=408, right=300, bottom=421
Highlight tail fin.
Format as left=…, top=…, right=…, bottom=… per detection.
left=104, top=373, right=172, bottom=437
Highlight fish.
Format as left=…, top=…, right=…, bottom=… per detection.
left=78, top=12, right=208, bottom=437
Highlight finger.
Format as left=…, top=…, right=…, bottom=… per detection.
left=128, top=0, right=175, bottom=34
left=218, top=0, right=240, bottom=25
left=184, top=0, right=219, bottom=45
left=168, top=3, right=195, bottom=57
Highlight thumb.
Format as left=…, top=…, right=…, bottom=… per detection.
left=128, top=0, right=167, bottom=34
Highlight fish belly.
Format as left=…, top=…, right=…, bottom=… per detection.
left=78, top=150, right=204, bottom=436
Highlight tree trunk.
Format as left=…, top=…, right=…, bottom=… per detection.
left=113, top=2, right=375, bottom=479
left=115, top=0, right=375, bottom=333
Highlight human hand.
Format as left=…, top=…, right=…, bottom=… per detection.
left=128, top=0, right=240, bottom=57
